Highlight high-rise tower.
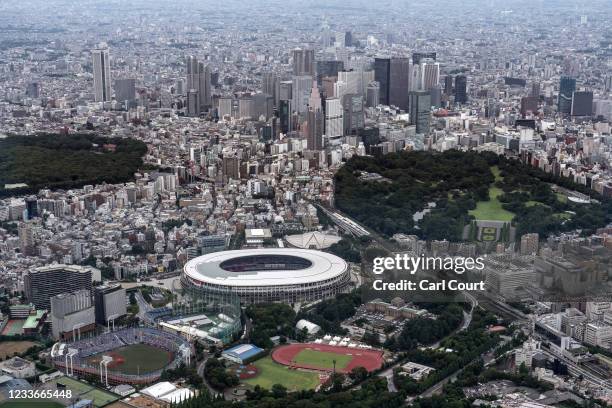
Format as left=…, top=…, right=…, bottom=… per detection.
left=92, top=48, right=111, bottom=102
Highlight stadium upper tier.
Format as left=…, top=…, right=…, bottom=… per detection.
left=182, top=249, right=351, bottom=304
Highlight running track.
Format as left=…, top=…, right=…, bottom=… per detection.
left=272, top=343, right=383, bottom=373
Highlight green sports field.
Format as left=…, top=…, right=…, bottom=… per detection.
left=86, top=343, right=172, bottom=375
left=243, top=356, right=320, bottom=391
left=48, top=376, right=118, bottom=407
left=293, top=349, right=352, bottom=370
left=469, top=186, right=515, bottom=222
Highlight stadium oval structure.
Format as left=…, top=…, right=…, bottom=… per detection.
left=182, top=248, right=351, bottom=304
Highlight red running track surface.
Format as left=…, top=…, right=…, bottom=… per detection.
left=271, top=343, right=383, bottom=373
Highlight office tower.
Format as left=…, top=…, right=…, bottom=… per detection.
left=430, top=85, right=442, bottom=108
left=605, top=76, right=612, bottom=92
left=25, top=198, right=38, bottom=220
left=279, top=99, right=292, bottom=134
left=345, top=31, right=353, bottom=47
left=24, top=265, right=95, bottom=310
left=409, top=90, right=431, bottom=134
left=316, top=60, right=344, bottom=85
left=94, top=283, right=127, bottom=326
left=309, top=84, right=322, bottom=111
left=412, top=52, right=436, bottom=65
left=114, top=78, right=136, bottom=104
left=571, top=91, right=593, bottom=116
left=186, top=55, right=212, bottom=113
left=520, top=96, right=538, bottom=116
left=222, top=155, right=241, bottom=180
left=51, top=290, right=95, bottom=340
left=420, top=59, right=440, bottom=91
left=292, top=75, right=313, bottom=115
left=520, top=233, right=539, bottom=255
left=325, top=97, right=343, bottom=143
left=530, top=82, right=541, bottom=98
left=18, top=222, right=35, bottom=255
left=238, top=97, right=254, bottom=119
left=389, top=57, right=410, bottom=110
left=558, top=76, right=576, bottom=115
left=366, top=81, right=380, bottom=107
left=92, top=48, right=111, bottom=102
left=454, top=75, right=468, bottom=103
left=25, top=82, right=40, bottom=98
left=187, top=89, right=199, bottom=117
left=306, top=108, right=324, bottom=150
left=218, top=97, right=233, bottom=119
left=374, top=58, right=391, bottom=105
left=292, top=48, right=315, bottom=76
left=253, top=93, right=274, bottom=120
left=342, top=94, right=365, bottom=135
left=444, top=75, right=453, bottom=96
left=262, top=72, right=280, bottom=106
left=279, top=81, right=292, bottom=101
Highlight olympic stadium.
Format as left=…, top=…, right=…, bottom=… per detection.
left=181, top=248, right=351, bottom=304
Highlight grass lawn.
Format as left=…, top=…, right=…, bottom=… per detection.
left=87, top=344, right=172, bottom=375
left=491, top=166, right=503, bottom=181
left=555, top=192, right=568, bottom=203
left=293, top=349, right=352, bottom=370
left=469, top=186, right=515, bottom=222
left=0, top=402, right=64, bottom=408
left=50, top=376, right=119, bottom=407
left=243, top=356, right=320, bottom=391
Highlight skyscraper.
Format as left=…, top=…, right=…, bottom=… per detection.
left=324, top=97, right=343, bottom=143
left=262, top=72, right=280, bottom=106
left=374, top=58, right=391, bottom=105
left=279, top=99, right=292, bottom=134
left=409, top=90, right=431, bottom=134
left=306, top=108, right=324, bottom=150
left=114, top=78, right=136, bottom=105
left=292, top=48, right=315, bottom=77
left=454, top=75, right=468, bottom=104
left=186, top=55, right=212, bottom=113
left=316, top=60, right=344, bottom=85
left=342, top=94, right=365, bottom=135
left=558, top=76, right=576, bottom=115
left=92, top=48, right=111, bottom=102
left=571, top=91, right=593, bottom=116
left=389, top=57, right=410, bottom=110
left=419, top=59, right=440, bottom=91
left=366, top=81, right=380, bottom=107
left=412, top=52, right=436, bottom=65
left=444, top=75, right=453, bottom=96
left=292, top=75, right=313, bottom=115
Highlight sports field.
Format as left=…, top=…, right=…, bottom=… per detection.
left=469, top=186, right=515, bottom=222
left=48, top=376, right=119, bottom=407
left=0, top=340, right=39, bottom=359
left=272, top=343, right=384, bottom=374
left=293, top=349, right=352, bottom=370
left=86, top=344, right=172, bottom=375
left=243, top=356, right=320, bottom=391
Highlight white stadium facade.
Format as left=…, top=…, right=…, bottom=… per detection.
left=182, top=248, right=351, bottom=304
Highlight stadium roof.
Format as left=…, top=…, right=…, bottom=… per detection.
left=184, top=248, right=348, bottom=287
left=222, top=344, right=263, bottom=361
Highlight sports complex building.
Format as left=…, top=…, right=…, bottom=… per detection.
left=181, top=248, right=351, bottom=304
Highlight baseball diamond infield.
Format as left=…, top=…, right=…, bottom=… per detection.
left=271, top=343, right=383, bottom=373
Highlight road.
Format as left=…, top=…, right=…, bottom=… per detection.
left=134, top=290, right=153, bottom=320
left=197, top=354, right=222, bottom=398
